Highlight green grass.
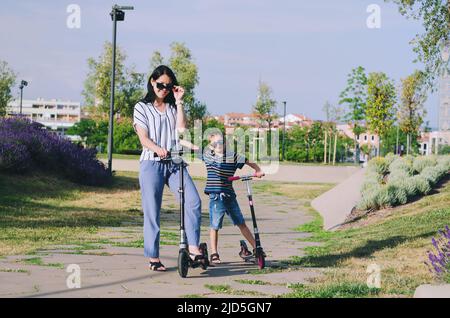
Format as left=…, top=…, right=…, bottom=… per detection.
left=205, top=284, right=232, bottom=293
left=181, top=294, right=203, bottom=298
left=0, top=171, right=144, bottom=256
left=290, top=177, right=450, bottom=297
left=97, top=153, right=141, bottom=160
left=22, top=257, right=64, bottom=269
left=0, top=268, right=29, bottom=274
left=204, top=284, right=267, bottom=297
left=234, top=279, right=271, bottom=286
left=444, top=263, right=450, bottom=284
left=282, top=282, right=380, bottom=298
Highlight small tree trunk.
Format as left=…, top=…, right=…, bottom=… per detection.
left=406, top=134, right=410, bottom=155
left=333, top=132, right=337, bottom=165
left=377, top=136, right=381, bottom=157
left=328, top=131, right=332, bottom=164
left=324, top=131, right=327, bottom=164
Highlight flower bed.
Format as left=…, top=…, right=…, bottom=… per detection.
left=0, top=117, right=111, bottom=186
left=357, top=154, right=450, bottom=211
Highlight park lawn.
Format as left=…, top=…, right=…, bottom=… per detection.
left=0, top=171, right=148, bottom=256
left=96, top=153, right=141, bottom=160
left=289, top=176, right=450, bottom=298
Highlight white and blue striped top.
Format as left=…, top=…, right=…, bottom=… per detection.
left=133, top=101, right=178, bottom=162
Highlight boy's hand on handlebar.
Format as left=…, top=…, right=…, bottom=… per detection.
left=155, top=147, right=169, bottom=159
left=255, top=170, right=265, bottom=178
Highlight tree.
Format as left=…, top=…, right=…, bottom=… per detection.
left=149, top=42, right=207, bottom=127
left=253, top=80, right=278, bottom=130
left=398, top=70, right=427, bottom=154
left=0, top=61, right=16, bottom=117
left=113, top=118, right=141, bottom=154
left=66, top=119, right=97, bottom=147
left=323, top=100, right=345, bottom=123
left=82, top=42, right=143, bottom=120
left=115, top=71, right=145, bottom=118
left=388, top=0, right=450, bottom=88
left=339, top=66, right=368, bottom=163
left=366, top=72, right=397, bottom=156
left=381, top=124, right=416, bottom=155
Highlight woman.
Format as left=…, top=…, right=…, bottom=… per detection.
left=133, top=65, right=204, bottom=272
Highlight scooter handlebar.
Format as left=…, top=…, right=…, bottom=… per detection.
left=228, top=174, right=258, bottom=181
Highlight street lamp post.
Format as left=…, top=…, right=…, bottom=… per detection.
left=282, top=101, right=286, bottom=161
left=19, top=80, right=28, bottom=115
left=107, top=4, right=134, bottom=176
left=437, top=39, right=450, bottom=155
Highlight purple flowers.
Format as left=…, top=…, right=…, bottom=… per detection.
left=425, top=225, right=450, bottom=278
left=0, top=117, right=111, bottom=186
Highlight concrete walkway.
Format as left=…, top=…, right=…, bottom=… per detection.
left=311, top=168, right=366, bottom=230
left=0, top=180, right=321, bottom=298
left=414, top=284, right=450, bottom=298
left=104, top=159, right=360, bottom=184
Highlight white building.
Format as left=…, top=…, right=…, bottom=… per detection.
left=277, top=113, right=313, bottom=128
left=7, top=98, right=81, bottom=136
left=419, top=131, right=450, bottom=155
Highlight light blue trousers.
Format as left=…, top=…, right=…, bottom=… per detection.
left=139, top=160, right=202, bottom=258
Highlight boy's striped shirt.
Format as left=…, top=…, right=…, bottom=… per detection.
left=201, top=149, right=247, bottom=195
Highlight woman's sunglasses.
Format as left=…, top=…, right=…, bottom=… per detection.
left=156, top=82, right=174, bottom=91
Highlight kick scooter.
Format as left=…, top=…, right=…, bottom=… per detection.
left=228, top=174, right=266, bottom=269
left=156, top=149, right=209, bottom=278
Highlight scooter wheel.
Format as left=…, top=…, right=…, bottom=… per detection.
left=257, top=255, right=265, bottom=270
left=178, top=250, right=189, bottom=278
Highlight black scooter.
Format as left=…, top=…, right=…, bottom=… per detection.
left=156, top=149, right=209, bottom=277
left=228, top=174, right=266, bottom=269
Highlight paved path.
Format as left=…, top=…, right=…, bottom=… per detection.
left=103, top=159, right=360, bottom=184
left=0, top=180, right=321, bottom=298
left=414, top=284, right=450, bottom=298
left=311, top=168, right=366, bottom=230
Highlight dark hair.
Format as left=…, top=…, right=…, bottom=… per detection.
left=141, top=65, right=178, bottom=106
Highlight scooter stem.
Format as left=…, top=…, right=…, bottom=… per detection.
left=179, top=162, right=187, bottom=249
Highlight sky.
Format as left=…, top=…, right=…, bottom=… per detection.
left=0, top=0, right=442, bottom=127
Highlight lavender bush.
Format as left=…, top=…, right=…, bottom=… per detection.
left=0, top=117, right=111, bottom=186
left=425, top=226, right=450, bottom=280
left=358, top=155, right=450, bottom=211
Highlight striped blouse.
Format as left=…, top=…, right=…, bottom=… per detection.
left=201, top=149, right=247, bottom=195
left=133, top=101, right=178, bottom=162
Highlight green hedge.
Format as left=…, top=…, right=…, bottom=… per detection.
left=358, top=155, right=450, bottom=211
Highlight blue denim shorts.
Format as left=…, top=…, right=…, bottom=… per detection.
left=209, top=193, right=245, bottom=230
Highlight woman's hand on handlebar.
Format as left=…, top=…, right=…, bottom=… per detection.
left=154, top=147, right=169, bottom=159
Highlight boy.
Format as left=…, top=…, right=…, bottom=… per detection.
left=200, top=132, right=265, bottom=264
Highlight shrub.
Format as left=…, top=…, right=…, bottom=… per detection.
left=357, top=155, right=449, bottom=211
left=424, top=226, right=450, bottom=279
left=386, top=183, right=408, bottom=206
left=357, top=184, right=383, bottom=210
left=0, top=141, right=31, bottom=172
left=367, top=157, right=389, bottom=176
left=413, top=156, right=437, bottom=174
left=0, top=117, right=111, bottom=186
left=389, top=156, right=414, bottom=175
left=412, top=175, right=432, bottom=195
